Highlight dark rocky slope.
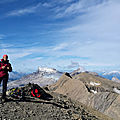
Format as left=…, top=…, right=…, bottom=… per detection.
left=0, top=83, right=112, bottom=120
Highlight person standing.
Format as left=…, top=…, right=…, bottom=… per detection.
left=0, top=55, right=12, bottom=103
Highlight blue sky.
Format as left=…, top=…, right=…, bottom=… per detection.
left=0, top=0, right=120, bottom=73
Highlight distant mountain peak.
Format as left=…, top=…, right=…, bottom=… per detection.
left=103, top=71, right=120, bottom=75
left=76, top=67, right=85, bottom=72
left=70, top=67, right=85, bottom=76
left=38, top=67, right=57, bottom=73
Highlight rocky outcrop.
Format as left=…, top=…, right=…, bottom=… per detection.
left=49, top=73, right=90, bottom=105
left=49, top=72, right=120, bottom=120
left=88, top=92, right=118, bottom=112
left=105, top=95, right=120, bottom=120
left=73, top=72, right=120, bottom=92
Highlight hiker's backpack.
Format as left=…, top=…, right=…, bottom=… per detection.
left=31, top=85, right=42, bottom=98
left=7, top=87, right=23, bottom=99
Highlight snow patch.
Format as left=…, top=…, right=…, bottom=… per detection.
left=90, top=90, right=97, bottom=94
left=90, top=81, right=101, bottom=86
left=38, top=67, right=57, bottom=73
left=113, top=88, right=120, bottom=94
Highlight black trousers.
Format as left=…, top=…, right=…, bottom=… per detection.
left=0, top=76, right=8, bottom=99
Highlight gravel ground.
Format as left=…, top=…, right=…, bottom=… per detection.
left=0, top=91, right=112, bottom=120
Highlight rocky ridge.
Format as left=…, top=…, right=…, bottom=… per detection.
left=48, top=72, right=120, bottom=120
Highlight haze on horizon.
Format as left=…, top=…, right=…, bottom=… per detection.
left=0, top=0, right=120, bottom=73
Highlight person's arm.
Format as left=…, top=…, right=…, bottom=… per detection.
left=7, top=63, right=12, bottom=72
left=0, top=63, right=3, bottom=71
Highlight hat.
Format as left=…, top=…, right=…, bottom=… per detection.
left=3, top=54, right=8, bottom=58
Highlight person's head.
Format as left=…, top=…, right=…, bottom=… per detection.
left=3, top=55, right=8, bottom=61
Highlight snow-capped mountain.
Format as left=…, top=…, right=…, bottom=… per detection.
left=38, top=67, right=63, bottom=80
left=38, top=67, right=58, bottom=74
left=4, top=67, right=63, bottom=90
left=103, top=71, right=120, bottom=75
left=97, top=71, right=120, bottom=81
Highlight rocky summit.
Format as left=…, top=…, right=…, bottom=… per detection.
left=48, top=72, right=120, bottom=120
left=0, top=83, right=112, bottom=120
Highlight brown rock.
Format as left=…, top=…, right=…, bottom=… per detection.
left=49, top=73, right=90, bottom=104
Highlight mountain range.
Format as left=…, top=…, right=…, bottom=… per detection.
left=99, top=71, right=120, bottom=81
left=7, top=68, right=120, bottom=89
left=9, top=71, right=27, bottom=81
left=48, top=72, right=120, bottom=120
left=5, top=67, right=63, bottom=90
left=1, top=67, right=120, bottom=119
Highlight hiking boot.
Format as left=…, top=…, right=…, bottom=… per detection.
left=0, top=99, right=2, bottom=104
left=0, top=98, right=8, bottom=103
left=0, top=99, right=4, bottom=104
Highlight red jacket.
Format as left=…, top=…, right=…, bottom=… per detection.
left=0, top=59, right=12, bottom=78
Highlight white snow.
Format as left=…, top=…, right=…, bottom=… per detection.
left=90, top=81, right=101, bottom=86
left=38, top=67, right=57, bottom=73
left=113, top=88, right=120, bottom=94
left=103, top=71, right=120, bottom=75
left=90, top=90, right=97, bottom=94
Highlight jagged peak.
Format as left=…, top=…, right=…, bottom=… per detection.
left=64, top=72, right=72, bottom=79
